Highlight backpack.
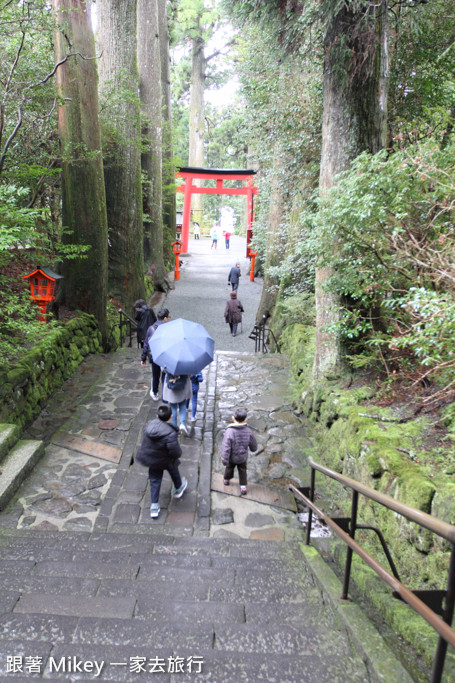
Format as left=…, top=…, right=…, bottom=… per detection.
left=166, top=373, right=187, bottom=392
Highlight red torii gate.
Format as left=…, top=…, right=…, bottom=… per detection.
left=175, top=167, right=257, bottom=256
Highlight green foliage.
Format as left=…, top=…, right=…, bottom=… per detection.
left=312, top=136, right=455, bottom=403
left=389, top=0, right=455, bottom=143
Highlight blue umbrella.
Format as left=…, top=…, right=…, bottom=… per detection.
left=148, top=318, right=215, bottom=375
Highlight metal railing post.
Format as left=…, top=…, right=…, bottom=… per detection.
left=342, top=489, right=358, bottom=599
left=431, top=545, right=455, bottom=683
left=305, top=465, right=315, bottom=545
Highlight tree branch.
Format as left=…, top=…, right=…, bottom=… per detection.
left=0, top=106, right=22, bottom=175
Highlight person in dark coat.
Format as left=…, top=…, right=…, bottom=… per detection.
left=134, top=299, right=157, bottom=348
left=135, top=404, right=188, bottom=518
left=220, top=407, right=257, bottom=495
left=228, top=263, right=241, bottom=291
left=224, top=291, right=244, bottom=337
left=141, top=308, right=170, bottom=400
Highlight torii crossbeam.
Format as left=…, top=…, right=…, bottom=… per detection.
left=175, top=167, right=258, bottom=254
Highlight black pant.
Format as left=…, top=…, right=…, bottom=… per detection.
left=151, top=361, right=165, bottom=396
left=224, top=461, right=247, bottom=486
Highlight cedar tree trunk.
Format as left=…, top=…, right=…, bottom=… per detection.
left=314, top=0, right=388, bottom=379
left=137, top=0, right=167, bottom=288
left=53, top=0, right=108, bottom=342
left=97, top=0, right=145, bottom=308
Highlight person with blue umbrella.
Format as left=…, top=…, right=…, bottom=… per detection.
left=148, top=318, right=215, bottom=436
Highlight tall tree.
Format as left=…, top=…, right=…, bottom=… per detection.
left=137, top=0, right=168, bottom=289
left=53, top=0, right=108, bottom=341
left=158, top=0, right=176, bottom=254
left=225, top=0, right=388, bottom=377
left=171, top=0, right=229, bottom=224
left=314, top=1, right=388, bottom=378
left=97, top=0, right=145, bottom=307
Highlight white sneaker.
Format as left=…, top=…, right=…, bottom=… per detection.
left=150, top=392, right=159, bottom=401
left=179, top=423, right=189, bottom=436
left=190, top=415, right=197, bottom=422
left=173, top=477, right=188, bottom=499
left=150, top=503, right=160, bottom=518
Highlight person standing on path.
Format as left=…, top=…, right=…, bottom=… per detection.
left=141, top=308, right=171, bottom=400
left=221, top=407, right=257, bottom=495
left=224, top=231, right=231, bottom=249
left=224, top=291, right=244, bottom=337
left=210, top=226, right=218, bottom=249
left=134, top=299, right=156, bottom=348
left=228, top=262, right=241, bottom=291
left=193, top=222, right=200, bottom=240
left=163, top=372, right=192, bottom=435
left=135, top=404, right=188, bottom=519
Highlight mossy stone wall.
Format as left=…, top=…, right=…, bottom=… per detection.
left=280, top=320, right=455, bottom=678
left=0, top=313, right=105, bottom=431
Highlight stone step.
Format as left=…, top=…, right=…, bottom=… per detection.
left=0, top=528, right=413, bottom=683
left=0, top=440, right=45, bottom=511
left=0, top=424, right=20, bottom=463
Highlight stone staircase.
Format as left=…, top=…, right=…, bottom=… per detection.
left=0, top=424, right=44, bottom=511
left=0, top=527, right=372, bottom=682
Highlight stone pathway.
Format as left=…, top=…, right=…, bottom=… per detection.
left=0, top=235, right=415, bottom=682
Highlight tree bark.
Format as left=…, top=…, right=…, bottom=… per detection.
left=188, top=34, right=206, bottom=224
left=257, top=140, right=286, bottom=322
left=314, top=0, right=388, bottom=379
left=53, top=0, right=108, bottom=342
left=158, top=0, right=176, bottom=255
left=137, top=0, right=167, bottom=289
left=97, top=0, right=145, bottom=308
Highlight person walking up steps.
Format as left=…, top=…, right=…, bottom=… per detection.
left=224, top=291, right=244, bottom=337
left=221, top=407, right=257, bottom=495
left=135, top=404, right=188, bottom=518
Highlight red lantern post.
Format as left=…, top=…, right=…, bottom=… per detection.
left=249, top=251, right=257, bottom=282
left=171, top=241, right=183, bottom=281
left=22, top=267, right=63, bottom=321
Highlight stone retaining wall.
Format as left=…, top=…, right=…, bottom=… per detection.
left=0, top=313, right=106, bottom=431
left=280, top=321, right=455, bottom=675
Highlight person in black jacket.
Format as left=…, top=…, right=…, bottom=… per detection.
left=228, top=263, right=241, bottom=291
left=134, top=299, right=157, bottom=348
left=135, top=404, right=188, bottom=518
left=141, top=308, right=170, bottom=400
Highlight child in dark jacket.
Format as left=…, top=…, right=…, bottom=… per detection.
left=135, top=404, right=187, bottom=518
left=220, top=407, right=257, bottom=495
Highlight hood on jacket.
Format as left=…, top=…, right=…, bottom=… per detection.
left=226, top=422, right=248, bottom=429
left=145, top=418, right=177, bottom=439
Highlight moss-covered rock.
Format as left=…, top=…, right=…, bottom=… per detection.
left=0, top=312, right=113, bottom=431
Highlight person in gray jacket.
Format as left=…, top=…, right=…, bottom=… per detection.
left=135, top=404, right=188, bottom=518
left=220, top=407, right=257, bottom=495
left=162, top=372, right=192, bottom=436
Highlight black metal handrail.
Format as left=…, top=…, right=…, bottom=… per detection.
left=248, top=314, right=281, bottom=353
left=290, top=457, right=455, bottom=683
left=117, top=308, right=137, bottom=347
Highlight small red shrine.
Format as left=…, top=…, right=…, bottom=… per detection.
left=22, top=267, right=63, bottom=321
left=175, top=167, right=258, bottom=257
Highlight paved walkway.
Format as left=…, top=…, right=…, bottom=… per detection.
left=0, top=235, right=305, bottom=538
left=0, top=235, right=415, bottom=681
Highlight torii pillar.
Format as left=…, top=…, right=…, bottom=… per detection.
left=175, top=167, right=258, bottom=255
